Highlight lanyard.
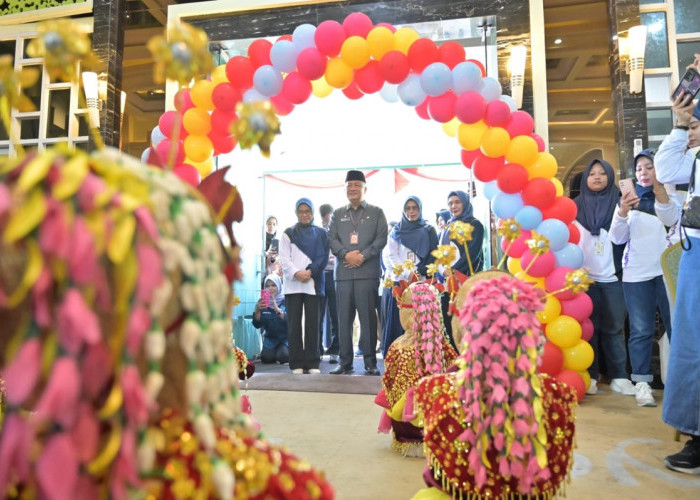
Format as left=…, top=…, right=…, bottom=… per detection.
left=348, top=207, right=364, bottom=231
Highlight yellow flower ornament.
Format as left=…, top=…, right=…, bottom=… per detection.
left=431, top=245, right=456, bottom=267
left=497, top=218, right=522, bottom=242
left=232, top=101, right=281, bottom=158
left=448, top=221, right=474, bottom=246
left=526, top=231, right=550, bottom=255
left=147, top=22, right=214, bottom=85
left=26, top=20, right=97, bottom=82
left=565, top=269, right=593, bottom=294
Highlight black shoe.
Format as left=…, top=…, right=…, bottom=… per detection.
left=665, top=439, right=700, bottom=474
left=330, top=365, right=354, bottom=375
left=364, top=367, right=381, bottom=376
left=329, top=354, right=339, bottom=364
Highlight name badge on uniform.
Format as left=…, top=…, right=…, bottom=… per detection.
left=350, top=232, right=359, bottom=245
left=593, top=241, right=604, bottom=255
left=407, top=251, right=415, bottom=261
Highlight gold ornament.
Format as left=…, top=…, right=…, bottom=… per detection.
left=565, top=269, right=593, bottom=294
left=497, top=218, right=522, bottom=242
left=425, top=263, right=438, bottom=277
left=147, top=22, right=214, bottom=85
left=526, top=231, right=550, bottom=255
left=448, top=221, right=474, bottom=246
left=382, top=276, right=394, bottom=289
left=402, top=259, right=416, bottom=273
left=232, top=101, right=281, bottom=158
left=431, top=245, right=456, bottom=267
left=26, top=20, right=97, bottom=82
left=392, top=263, right=404, bottom=276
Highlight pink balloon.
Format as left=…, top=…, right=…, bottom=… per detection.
left=521, top=249, right=556, bottom=277
left=173, top=89, right=194, bottom=112
left=315, top=20, right=346, bottom=56
left=343, top=12, right=373, bottom=37
left=415, top=98, right=430, bottom=120
left=158, top=111, right=185, bottom=139
left=580, top=318, right=594, bottom=342
left=355, top=60, right=384, bottom=94
left=455, top=91, right=486, bottom=124
left=560, top=292, right=593, bottom=322
left=501, top=229, right=532, bottom=258
left=544, top=266, right=577, bottom=301
left=484, top=100, right=511, bottom=127
left=427, top=91, right=456, bottom=123
left=376, top=22, right=396, bottom=33
left=379, top=50, right=410, bottom=84
left=211, top=109, right=237, bottom=133
left=297, top=47, right=327, bottom=80
left=505, top=110, right=534, bottom=138
left=531, top=133, right=546, bottom=152
left=270, top=94, right=294, bottom=116
left=282, top=71, right=312, bottom=104
left=209, top=132, right=237, bottom=154
left=174, top=164, right=201, bottom=186
left=155, top=139, right=185, bottom=167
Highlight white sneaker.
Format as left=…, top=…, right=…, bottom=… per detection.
left=610, top=378, right=636, bottom=395
left=635, top=382, right=657, bottom=407
left=291, top=368, right=304, bottom=375
left=308, top=368, right=321, bottom=374
left=586, top=379, right=599, bottom=395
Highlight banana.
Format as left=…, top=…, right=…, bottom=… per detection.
left=97, top=382, right=123, bottom=420
left=86, top=419, right=123, bottom=476
left=3, top=188, right=47, bottom=244
left=6, top=239, right=43, bottom=308
left=16, top=149, right=57, bottom=192
left=52, top=151, right=89, bottom=200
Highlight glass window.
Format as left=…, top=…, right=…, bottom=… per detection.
left=19, top=117, right=40, bottom=140
left=674, top=0, right=700, bottom=35
left=76, top=111, right=89, bottom=137
left=677, top=41, right=700, bottom=74
left=46, top=89, right=71, bottom=139
left=646, top=108, right=673, bottom=136
left=641, top=12, right=669, bottom=68
left=22, top=64, right=43, bottom=109
left=21, top=38, right=37, bottom=60
left=0, top=120, right=8, bottom=141
left=644, top=74, right=672, bottom=102
left=640, top=0, right=664, bottom=5
left=0, top=40, right=15, bottom=58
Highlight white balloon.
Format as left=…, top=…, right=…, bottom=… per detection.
left=151, top=126, right=166, bottom=147
left=379, top=82, right=399, bottom=103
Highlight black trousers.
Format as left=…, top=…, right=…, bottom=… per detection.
left=285, top=293, right=321, bottom=370
left=336, top=278, right=379, bottom=370
left=319, top=270, right=340, bottom=355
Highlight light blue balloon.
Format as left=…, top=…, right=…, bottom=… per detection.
left=515, top=205, right=543, bottom=230
left=479, top=76, right=502, bottom=102
left=452, top=61, right=482, bottom=94
left=397, top=74, right=427, bottom=107
left=500, top=94, right=517, bottom=111
left=243, top=88, right=266, bottom=103
left=151, top=126, right=166, bottom=147
left=379, top=83, right=399, bottom=103
left=293, top=24, right=317, bottom=51
left=420, top=62, right=452, bottom=97
left=270, top=41, right=299, bottom=73
left=554, top=243, right=584, bottom=269
left=253, top=65, right=283, bottom=97
left=492, top=191, right=523, bottom=219
left=483, top=180, right=499, bottom=201
left=140, top=147, right=152, bottom=163
left=536, top=218, right=570, bottom=251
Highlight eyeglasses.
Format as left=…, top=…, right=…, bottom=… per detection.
left=297, top=209, right=312, bottom=215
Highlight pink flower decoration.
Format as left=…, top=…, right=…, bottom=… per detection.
left=70, top=403, right=100, bottom=464
left=34, top=357, right=81, bottom=428
left=110, top=427, right=141, bottom=500
left=77, top=174, right=107, bottom=212
left=81, top=343, right=114, bottom=399
left=136, top=243, right=164, bottom=306
left=57, top=289, right=101, bottom=354
left=68, top=218, right=99, bottom=285
left=0, top=183, right=10, bottom=216
left=36, top=433, right=79, bottom=500
left=32, top=266, right=53, bottom=328
left=121, top=365, right=152, bottom=427
left=126, top=306, right=151, bottom=358
left=0, top=414, right=34, bottom=491
left=39, top=199, right=71, bottom=259
left=2, top=337, right=41, bottom=405
left=134, top=206, right=159, bottom=240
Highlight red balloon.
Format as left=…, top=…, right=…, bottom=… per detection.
left=496, top=163, right=528, bottom=193
left=159, top=111, right=185, bottom=139
left=461, top=148, right=479, bottom=169
left=211, top=110, right=237, bottom=134
left=531, top=133, right=546, bottom=152
left=174, top=164, right=201, bottom=187
left=506, top=110, right=535, bottom=138
left=466, top=58, right=486, bottom=77
left=521, top=249, right=556, bottom=277
left=454, top=91, right=486, bottom=124
left=355, top=60, right=384, bottom=94
left=376, top=22, right=396, bottom=33
left=343, top=12, right=373, bottom=37
left=407, top=38, right=439, bottom=72
left=472, top=153, right=505, bottom=182
left=542, top=196, right=578, bottom=225
left=438, top=41, right=466, bottom=69
left=415, top=98, right=430, bottom=120
left=342, top=82, right=364, bottom=100
left=209, top=132, right=237, bottom=155
left=155, top=139, right=185, bottom=167
left=174, top=89, right=194, bottom=112
left=500, top=229, right=532, bottom=258
left=282, top=71, right=312, bottom=104
left=315, top=20, right=346, bottom=56
left=427, top=91, right=456, bottom=123
left=379, top=50, right=410, bottom=84
left=540, top=341, right=564, bottom=376
left=277, top=34, right=293, bottom=42
left=544, top=266, right=576, bottom=301
left=297, top=47, right=327, bottom=81
left=580, top=318, right=593, bottom=342
left=522, top=178, right=556, bottom=210
left=560, top=293, right=593, bottom=323
left=248, top=39, right=273, bottom=68
left=226, top=56, right=255, bottom=89
left=568, top=223, right=580, bottom=244
left=270, top=94, right=294, bottom=116
left=484, top=100, right=512, bottom=127
left=212, top=83, right=241, bottom=112
left=555, top=369, right=586, bottom=401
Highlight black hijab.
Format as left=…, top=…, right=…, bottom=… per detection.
left=574, top=159, right=618, bottom=236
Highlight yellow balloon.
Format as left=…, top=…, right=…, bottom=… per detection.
left=325, top=57, right=354, bottom=89
left=312, top=78, right=333, bottom=98
left=184, top=134, right=213, bottom=163
left=211, top=65, right=229, bottom=85
left=507, top=256, right=522, bottom=275
left=552, top=177, right=564, bottom=196
left=505, top=135, right=539, bottom=166
left=186, top=157, right=213, bottom=178
left=562, top=340, right=594, bottom=372
left=457, top=121, right=488, bottom=151
left=340, top=36, right=370, bottom=69
left=394, top=27, right=420, bottom=54
left=576, top=370, right=591, bottom=391
left=520, top=272, right=545, bottom=287
left=442, top=117, right=459, bottom=138
left=537, top=295, right=561, bottom=324
left=545, top=315, right=582, bottom=349
left=367, top=26, right=395, bottom=59
left=480, top=127, right=511, bottom=158
left=183, top=108, right=212, bottom=136
left=528, top=152, right=558, bottom=179
left=190, top=80, right=216, bottom=111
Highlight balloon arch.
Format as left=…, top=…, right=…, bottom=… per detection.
left=150, top=12, right=594, bottom=400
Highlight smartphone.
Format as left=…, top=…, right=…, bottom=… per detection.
left=619, top=178, right=635, bottom=196
left=672, top=67, right=700, bottom=100
left=270, top=238, right=279, bottom=253
left=260, top=289, right=270, bottom=308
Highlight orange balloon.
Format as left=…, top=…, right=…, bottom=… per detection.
left=480, top=127, right=511, bottom=158
left=367, top=27, right=395, bottom=59
left=325, top=57, right=354, bottom=89
left=528, top=152, right=558, bottom=179
left=457, top=121, right=488, bottom=151
left=183, top=108, right=212, bottom=136
left=340, top=36, right=370, bottom=69
left=506, top=135, right=539, bottom=166
left=546, top=315, right=582, bottom=349
left=190, top=80, right=216, bottom=111
left=184, top=134, right=213, bottom=163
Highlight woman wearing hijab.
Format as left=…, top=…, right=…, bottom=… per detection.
left=439, top=190, right=485, bottom=348
left=279, top=198, right=329, bottom=374
left=573, top=159, right=634, bottom=396
left=253, top=274, right=289, bottom=364
left=435, top=209, right=451, bottom=239
left=383, top=196, right=439, bottom=355
left=609, top=149, right=678, bottom=407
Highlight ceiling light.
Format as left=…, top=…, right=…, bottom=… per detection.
left=554, top=38, right=562, bottom=45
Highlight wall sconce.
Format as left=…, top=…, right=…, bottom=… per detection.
left=618, top=35, right=629, bottom=74
left=81, top=71, right=109, bottom=128
left=628, top=25, right=647, bottom=94
left=509, top=45, right=527, bottom=109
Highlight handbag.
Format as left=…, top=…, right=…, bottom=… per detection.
left=680, top=151, right=700, bottom=250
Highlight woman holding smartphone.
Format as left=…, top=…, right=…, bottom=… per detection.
left=279, top=198, right=329, bottom=374
left=253, top=274, right=289, bottom=365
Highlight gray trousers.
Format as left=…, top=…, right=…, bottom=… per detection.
left=336, top=278, right=379, bottom=370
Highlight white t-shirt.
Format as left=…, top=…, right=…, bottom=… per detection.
left=279, top=232, right=317, bottom=295
left=573, top=221, right=618, bottom=283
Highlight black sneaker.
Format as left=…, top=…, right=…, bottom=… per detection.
left=664, top=439, right=700, bottom=475
left=330, top=365, right=354, bottom=375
